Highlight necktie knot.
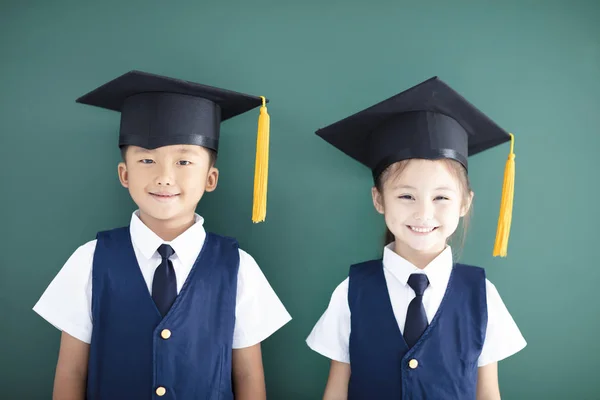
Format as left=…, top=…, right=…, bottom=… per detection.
left=407, top=273, right=429, bottom=296
left=158, top=244, right=175, bottom=260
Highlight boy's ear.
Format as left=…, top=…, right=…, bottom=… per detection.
left=204, top=167, right=219, bottom=192
left=461, top=190, right=474, bottom=217
left=118, top=162, right=129, bottom=188
left=372, top=186, right=385, bottom=214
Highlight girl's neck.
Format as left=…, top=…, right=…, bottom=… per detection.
left=138, top=211, right=196, bottom=242
left=393, top=240, right=446, bottom=270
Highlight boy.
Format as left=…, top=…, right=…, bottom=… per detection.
left=33, top=70, right=291, bottom=399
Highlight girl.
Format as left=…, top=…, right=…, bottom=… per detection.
left=306, top=77, right=526, bottom=400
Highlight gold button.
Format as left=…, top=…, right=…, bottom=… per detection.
left=156, top=386, right=166, bottom=396
left=408, top=359, right=419, bottom=369
left=161, top=329, right=171, bottom=339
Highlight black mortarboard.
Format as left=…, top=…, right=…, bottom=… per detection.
left=316, top=76, right=511, bottom=181
left=76, top=70, right=267, bottom=151
left=316, top=76, right=517, bottom=257
left=76, top=70, right=272, bottom=223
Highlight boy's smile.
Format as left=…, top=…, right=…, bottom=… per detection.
left=149, top=191, right=181, bottom=202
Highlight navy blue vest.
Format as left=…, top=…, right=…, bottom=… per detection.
left=348, top=260, right=487, bottom=400
left=87, top=227, right=239, bottom=400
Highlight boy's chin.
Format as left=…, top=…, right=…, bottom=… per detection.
left=137, top=206, right=191, bottom=222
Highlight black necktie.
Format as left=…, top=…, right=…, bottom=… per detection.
left=403, top=273, right=430, bottom=348
left=152, top=244, right=177, bottom=317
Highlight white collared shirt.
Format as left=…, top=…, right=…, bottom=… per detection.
left=33, top=211, right=292, bottom=349
left=306, top=244, right=526, bottom=366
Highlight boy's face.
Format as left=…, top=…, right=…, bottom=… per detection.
left=118, top=144, right=218, bottom=225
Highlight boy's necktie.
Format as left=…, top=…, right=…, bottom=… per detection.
left=403, top=273, right=430, bottom=348
left=152, top=244, right=177, bottom=317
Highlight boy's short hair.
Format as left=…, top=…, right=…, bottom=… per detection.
left=120, top=146, right=217, bottom=167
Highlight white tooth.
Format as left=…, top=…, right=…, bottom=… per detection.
left=411, top=226, right=434, bottom=233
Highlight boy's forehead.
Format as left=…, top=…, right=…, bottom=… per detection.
left=128, top=144, right=209, bottom=155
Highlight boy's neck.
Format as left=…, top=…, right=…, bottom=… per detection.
left=393, top=241, right=446, bottom=270
left=138, top=211, right=196, bottom=242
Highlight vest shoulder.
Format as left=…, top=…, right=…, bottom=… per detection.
left=454, top=262, right=485, bottom=272
left=453, top=263, right=486, bottom=281
left=96, top=226, right=129, bottom=240
left=349, top=259, right=383, bottom=277
left=206, top=231, right=239, bottom=247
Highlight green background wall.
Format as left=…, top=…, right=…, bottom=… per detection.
left=2, top=1, right=599, bottom=398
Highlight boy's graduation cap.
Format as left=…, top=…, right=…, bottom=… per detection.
left=316, top=76, right=516, bottom=257
left=76, top=70, right=270, bottom=223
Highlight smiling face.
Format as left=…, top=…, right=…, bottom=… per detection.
left=372, top=158, right=473, bottom=263
left=118, top=144, right=218, bottom=228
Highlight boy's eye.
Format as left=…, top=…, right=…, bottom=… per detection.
left=140, top=159, right=154, bottom=164
left=178, top=160, right=192, bottom=166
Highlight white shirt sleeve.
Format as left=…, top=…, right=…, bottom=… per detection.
left=232, top=249, right=292, bottom=349
left=478, top=279, right=527, bottom=366
left=32, top=240, right=96, bottom=344
left=305, top=278, right=351, bottom=364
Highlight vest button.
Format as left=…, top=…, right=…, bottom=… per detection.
left=161, top=329, right=171, bottom=339
left=408, top=359, right=419, bottom=369
left=156, top=386, right=167, bottom=396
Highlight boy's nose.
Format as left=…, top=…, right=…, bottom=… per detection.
left=155, top=166, right=174, bottom=186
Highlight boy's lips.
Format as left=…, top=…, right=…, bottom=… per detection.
left=149, top=192, right=180, bottom=201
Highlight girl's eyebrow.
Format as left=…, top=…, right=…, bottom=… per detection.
left=392, top=184, right=456, bottom=191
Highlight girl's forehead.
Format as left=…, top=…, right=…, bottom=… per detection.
left=387, top=160, right=461, bottom=189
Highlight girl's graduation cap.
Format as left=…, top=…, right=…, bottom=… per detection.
left=76, top=70, right=271, bottom=223
left=316, top=76, right=516, bottom=257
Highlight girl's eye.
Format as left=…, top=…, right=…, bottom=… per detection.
left=398, top=195, right=414, bottom=200
left=140, top=159, right=154, bottom=164
left=434, top=196, right=450, bottom=201
left=178, top=160, right=192, bottom=166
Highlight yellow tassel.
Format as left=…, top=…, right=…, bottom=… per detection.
left=493, top=133, right=515, bottom=257
left=252, top=96, right=270, bottom=223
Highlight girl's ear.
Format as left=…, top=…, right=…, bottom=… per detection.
left=461, top=190, right=474, bottom=217
left=372, top=186, right=385, bottom=214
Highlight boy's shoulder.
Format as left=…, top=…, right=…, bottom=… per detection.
left=65, top=224, right=130, bottom=261
left=205, top=230, right=241, bottom=251
left=60, top=237, right=98, bottom=271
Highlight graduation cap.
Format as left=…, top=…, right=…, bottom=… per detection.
left=76, top=70, right=271, bottom=223
left=316, top=76, right=516, bottom=257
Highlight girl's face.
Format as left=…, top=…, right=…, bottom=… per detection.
left=372, top=159, right=472, bottom=258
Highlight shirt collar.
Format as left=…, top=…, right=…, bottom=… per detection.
left=382, top=242, right=453, bottom=289
left=129, top=210, right=206, bottom=267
